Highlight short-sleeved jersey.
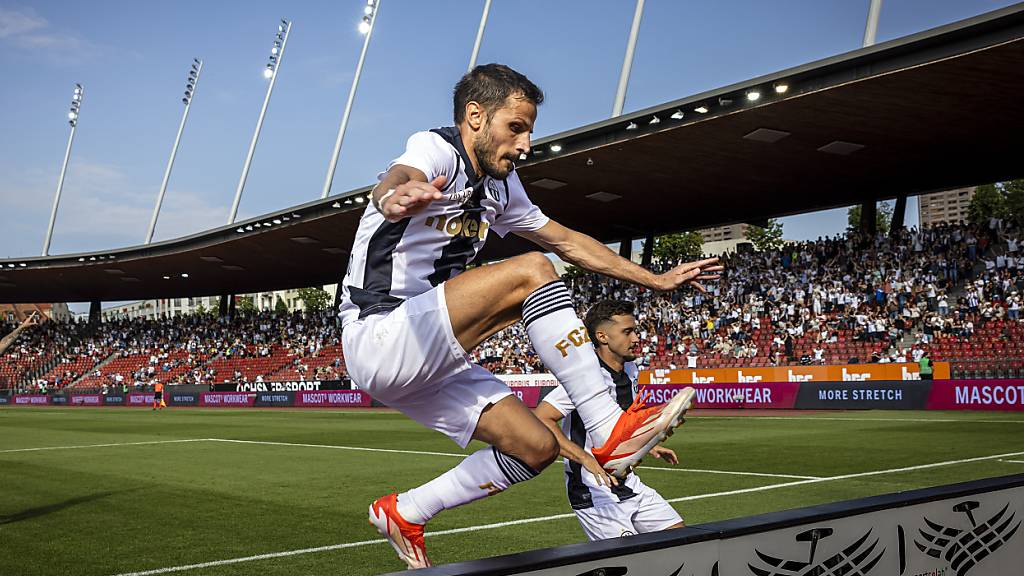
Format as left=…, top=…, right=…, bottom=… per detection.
left=541, top=360, right=642, bottom=509
left=338, top=127, right=549, bottom=327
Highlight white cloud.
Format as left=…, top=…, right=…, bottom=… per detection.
left=0, top=6, right=45, bottom=38
left=0, top=6, right=93, bottom=59
left=0, top=159, right=227, bottom=256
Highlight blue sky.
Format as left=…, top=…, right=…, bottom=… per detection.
left=0, top=0, right=1017, bottom=261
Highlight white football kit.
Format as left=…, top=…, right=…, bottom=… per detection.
left=541, top=360, right=683, bottom=540
left=339, top=127, right=549, bottom=447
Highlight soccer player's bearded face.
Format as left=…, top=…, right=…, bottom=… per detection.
left=601, top=314, right=640, bottom=362
left=473, top=96, right=535, bottom=180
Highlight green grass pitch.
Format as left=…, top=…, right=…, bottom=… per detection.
left=2, top=407, right=1023, bottom=575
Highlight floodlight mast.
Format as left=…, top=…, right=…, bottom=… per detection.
left=43, top=83, right=83, bottom=256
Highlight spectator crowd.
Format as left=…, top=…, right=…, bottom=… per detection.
left=4, top=221, right=1024, bottom=390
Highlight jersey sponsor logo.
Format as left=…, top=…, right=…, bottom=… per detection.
left=423, top=212, right=490, bottom=242
left=555, top=326, right=591, bottom=357
left=445, top=186, right=474, bottom=205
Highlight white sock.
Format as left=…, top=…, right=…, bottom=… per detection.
left=396, top=447, right=538, bottom=525
left=523, top=280, right=621, bottom=445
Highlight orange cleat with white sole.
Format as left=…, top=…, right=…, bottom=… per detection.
left=592, top=386, right=695, bottom=479
left=369, top=493, right=431, bottom=569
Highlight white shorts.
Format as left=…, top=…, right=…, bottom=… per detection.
left=574, top=482, right=683, bottom=541
left=342, top=284, right=512, bottom=448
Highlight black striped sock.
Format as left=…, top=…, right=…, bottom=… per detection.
left=522, top=280, right=575, bottom=328
left=491, top=447, right=539, bottom=485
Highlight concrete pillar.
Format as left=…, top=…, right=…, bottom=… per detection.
left=228, top=295, right=237, bottom=318
left=618, top=237, right=632, bottom=260
left=890, top=195, right=907, bottom=237
left=641, top=233, right=654, bottom=267
left=219, top=294, right=228, bottom=317
left=860, top=201, right=877, bottom=236
left=88, top=301, right=101, bottom=324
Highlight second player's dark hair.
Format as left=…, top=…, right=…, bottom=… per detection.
left=453, top=63, right=544, bottom=124
left=584, top=300, right=635, bottom=344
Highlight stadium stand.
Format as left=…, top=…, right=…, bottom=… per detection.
left=3, top=222, right=1024, bottom=392
left=472, top=222, right=1024, bottom=376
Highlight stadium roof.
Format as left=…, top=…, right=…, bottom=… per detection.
left=2, top=4, right=1024, bottom=304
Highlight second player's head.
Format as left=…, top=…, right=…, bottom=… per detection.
left=585, top=300, right=639, bottom=363
left=453, top=63, right=543, bottom=180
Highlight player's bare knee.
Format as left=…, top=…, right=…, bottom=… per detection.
left=514, top=252, right=559, bottom=294
left=525, top=428, right=559, bottom=470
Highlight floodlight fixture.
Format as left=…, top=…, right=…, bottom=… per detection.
left=625, top=121, right=638, bottom=130
left=549, top=144, right=562, bottom=152
left=694, top=104, right=708, bottom=114
left=648, top=115, right=660, bottom=125
left=745, top=89, right=761, bottom=102
left=670, top=109, right=684, bottom=120
left=774, top=82, right=789, bottom=94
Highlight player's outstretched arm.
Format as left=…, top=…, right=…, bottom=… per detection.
left=518, top=220, right=724, bottom=292
left=534, top=401, right=618, bottom=487
left=372, top=164, right=446, bottom=223
left=0, top=312, right=39, bottom=356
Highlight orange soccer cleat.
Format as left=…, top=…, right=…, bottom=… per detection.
left=369, top=493, right=431, bottom=569
left=592, top=386, right=695, bottom=478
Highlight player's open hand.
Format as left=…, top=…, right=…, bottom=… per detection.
left=378, top=176, right=446, bottom=223
left=654, top=257, right=724, bottom=293
left=582, top=454, right=619, bottom=487
left=20, top=312, right=40, bottom=329
left=649, top=445, right=678, bottom=465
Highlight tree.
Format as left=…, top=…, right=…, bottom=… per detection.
left=745, top=219, right=785, bottom=252
left=236, top=296, right=256, bottom=315
left=562, top=264, right=585, bottom=278
left=847, top=201, right=894, bottom=233
left=274, top=296, right=289, bottom=314
left=648, top=231, right=704, bottom=266
left=297, top=287, right=331, bottom=312
left=1001, top=179, right=1024, bottom=226
left=967, top=183, right=1007, bottom=226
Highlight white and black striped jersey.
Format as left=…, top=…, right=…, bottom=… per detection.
left=541, top=360, right=643, bottom=510
left=338, top=126, right=549, bottom=327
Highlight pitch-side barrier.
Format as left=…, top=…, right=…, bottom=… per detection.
left=381, top=473, right=1024, bottom=576
left=4, top=379, right=1024, bottom=410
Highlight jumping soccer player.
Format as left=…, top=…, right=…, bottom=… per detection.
left=535, top=300, right=687, bottom=540
left=339, top=64, right=720, bottom=568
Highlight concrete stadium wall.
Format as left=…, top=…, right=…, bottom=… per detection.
left=382, top=474, right=1024, bottom=576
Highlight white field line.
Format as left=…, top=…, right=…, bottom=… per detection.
left=690, top=415, right=1024, bottom=424
left=639, top=467, right=821, bottom=480
left=0, top=436, right=818, bottom=480
left=0, top=439, right=209, bottom=454
left=207, top=438, right=817, bottom=480
left=207, top=438, right=468, bottom=458
left=108, top=449, right=1024, bottom=576
left=998, top=459, right=1024, bottom=464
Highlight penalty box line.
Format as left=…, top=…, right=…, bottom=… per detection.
left=108, top=448, right=1024, bottom=576
left=0, top=438, right=209, bottom=454
left=0, top=437, right=818, bottom=480
left=205, top=438, right=822, bottom=480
